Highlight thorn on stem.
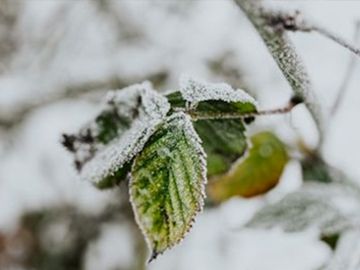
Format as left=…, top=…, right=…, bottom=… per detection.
left=290, top=95, right=304, bottom=106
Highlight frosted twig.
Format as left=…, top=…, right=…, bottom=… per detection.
left=188, top=96, right=302, bottom=121
left=311, top=25, right=360, bottom=58
left=265, top=8, right=360, bottom=58
left=233, top=0, right=325, bottom=145
left=331, top=21, right=360, bottom=116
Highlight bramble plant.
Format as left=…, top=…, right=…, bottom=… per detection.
left=62, top=75, right=281, bottom=261
left=60, top=0, right=360, bottom=267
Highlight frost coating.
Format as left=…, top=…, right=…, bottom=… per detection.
left=179, top=74, right=257, bottom=106
left=81, top=121, right=156, bottom=183
left=166, top=76, right=258, bottom=177
left=107, top=81, right=169, bottom=121
left=247, top=182, right=360, bottom=236
left=323, top=229, right=360, bottom=270
left=129, top=112, right=207, bottom=261
left=68, top=82, right=170, bottom=184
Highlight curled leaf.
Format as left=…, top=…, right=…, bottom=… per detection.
left=130, top=112, right=206, bottom=260
left=62, top=82, right=170, bottom=186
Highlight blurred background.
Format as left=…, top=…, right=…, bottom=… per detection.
left=0, top=1, right=359, bottom=269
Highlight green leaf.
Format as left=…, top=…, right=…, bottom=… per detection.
left=130, top=112, right=206, bottom=260
left=62, top=82, right=170, bottom=186
left=179, top=75, right=257, bottom=109
left=94, top=108, right=132, bottom=144
left=166, top=77, right=257, bottom=176
left=301, top=155, right=348, bottom=184
left=167, top=75, right=257, bottom=113
left=94, top=162, right=131, bottom=190
left=207, top=132, right=289, bottom=202
left=194, top=119, right=248, bottom=176
left=166, top=91, right=186, bottom=110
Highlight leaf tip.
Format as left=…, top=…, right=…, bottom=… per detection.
left=148, top=250, right=159, bottom=263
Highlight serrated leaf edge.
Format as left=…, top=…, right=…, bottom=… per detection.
left=79, top=85, right=170, bottom=184
left=129, top=112, right=207, bottom=262
left=179, top=74, right=258, bottom=107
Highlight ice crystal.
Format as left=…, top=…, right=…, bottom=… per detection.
left=179, top=74, right=257, bottom=106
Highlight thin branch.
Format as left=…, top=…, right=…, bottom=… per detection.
left=311, top=25, right=360, bottom=58
left=331, top=21, right=360, bottom=116
left=233, top=0, right=325, bottom=144
left=266, top=9, right=360, bottom=58
left=187, top=98, right=301, bottom=121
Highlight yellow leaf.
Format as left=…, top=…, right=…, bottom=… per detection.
left=207, top=132, right=289, bottom=202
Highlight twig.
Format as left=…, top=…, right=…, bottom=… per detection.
left=233, top=0, right=325, bottom=144
left=188, top=96, right=301, bottom=121
left=311, top=25, right=360, bottom=58
left=266, top=9, right=360, bottom=58
left=331, top=21, right=360, bottom=116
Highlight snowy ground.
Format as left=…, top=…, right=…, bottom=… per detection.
left=0, top=1, right=359, bottom=269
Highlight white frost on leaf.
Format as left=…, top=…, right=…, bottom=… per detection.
left=247, top=182, right=360, bottom=236
left=322, top=229, right=360, bottom=270
left=79, top=82, right=170, bottom=184
left=129, top=112, right=207, bottom=260
left=106, top=81, right=168, bottom=121
left=168, top=111, right=208, bottom=197
left=179, top=74, right=257, bottom=106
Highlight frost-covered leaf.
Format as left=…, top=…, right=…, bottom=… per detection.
left=247, top=182, right=360, bottom=236
left=207, top=132, right=289, bottom=202
left=301, top=156, right=333, bottom=183
left=166, top=76, right=258, bottom=176
left=166, top=91, right=186, bottom=110
left=321, top=229, right=360, bottom=270
left=301, top=155, right=349, bottom=184
left=179, top=74, right=257, bottom=108
left=94, top=162, right=131, bottom=190
left=167, top=75, right=257, bottom=117
left=62, top=82, right=170, bottom=186
left=129, top=112, right=206, bottom=260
